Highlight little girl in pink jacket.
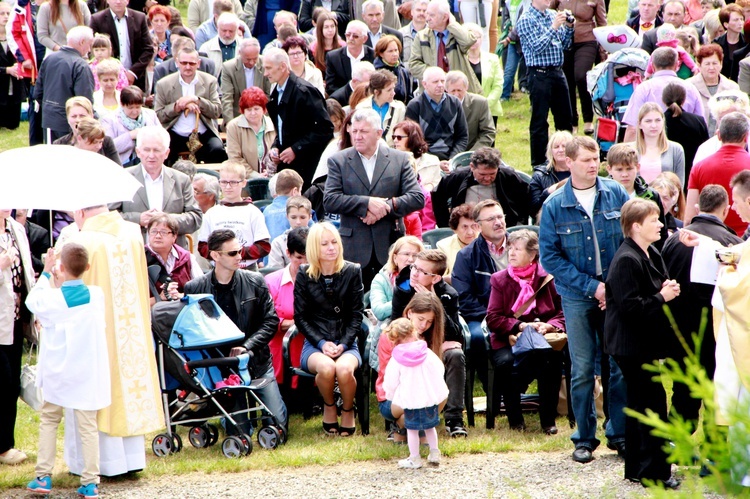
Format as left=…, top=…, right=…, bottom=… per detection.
left=383, top=319, right=449, bottom=469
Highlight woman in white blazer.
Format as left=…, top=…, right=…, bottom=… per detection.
left=354, top=70, right=406, bottom=146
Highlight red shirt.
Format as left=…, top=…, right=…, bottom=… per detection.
left=688, top=144, right=750, bottom=235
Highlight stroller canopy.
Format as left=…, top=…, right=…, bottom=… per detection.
left=587, top=48, right=650, bottom=113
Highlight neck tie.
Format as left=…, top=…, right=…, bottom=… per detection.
left=437, top=32, right=449, bottom=72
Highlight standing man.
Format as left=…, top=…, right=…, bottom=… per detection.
left=445, top=70, right=496, bottom=150
left=89, top=0, right=155, bottom=92
left=185, top=229, right=287, bottom=434
left=641, top=0, right=685, bottom=53
left=35, top=26, right=94, bottom=143
left=324, top=108, right=424, bottom=288
left=324, top=20, right=374, bottom=96
left=64, top=204, right=163, bottom=477
left=399, top=0, right=428, bottom=62
left=517, top=0, right=574, bottom=167
left=115, top=126, right=203, bottom=250
left=362, top=0, right=403, bottom=53
left=539, top=136, right=628, bottom=464
left=221, top=38, right=271, bottom=122
left=265, top=48, right=334, bottom=189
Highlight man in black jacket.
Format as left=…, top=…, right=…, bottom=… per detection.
left=390, top=250, right=468, bottom=438
left=184, top=229, right=288, bottom=433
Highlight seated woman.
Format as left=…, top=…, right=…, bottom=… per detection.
left=92, top=58, right=123, bottom=119
left=376, top=292, right=445, bottom=442
left=149, top=5, right=172, bottom=63
left=310, top=12, right=344, bottom=74
left=293, top=222, right=364, bottom=436
left=54, top=96, right=121, bottom=165
left=373, top=35, right=413, bottom=104
left=70, top=117, right=107, bottom=155
left=100, top=85, right=161, bottom=166
left=225, top=87, right=277, bottom=179
left=604, top=198, right=680, bottom=489
left=353, top=69, right=406, bottom=145
left=436, top=203, right=478, bottom=278
left=282, top=36, right=325, bottom=96
left=144, top=214, right=203, bottom=303
left=529, top=131, right=573, bottom=222
left=485, top=229, right=565, bottom=434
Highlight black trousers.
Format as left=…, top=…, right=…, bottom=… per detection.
left=615, top=356, right=672, bottom=482
left=563, top=41, right=598, bottom=124
left=527, top=67, right=573, bottom=167
left=0, top=321, right=24, bottom=454
left=670, top=326, right=717, bottom=432
left=167, top=129, right=227, bottom=165
left=490, top=346, right=523, bottom=427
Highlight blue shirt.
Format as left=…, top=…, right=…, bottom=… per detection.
left=264, top=195, right=291, bottom=241
left=516, top=5, right=573, bottom=68
left=433, top=28, right=450, bottom=48
left=372, top=100, right=390, bottom=128
left=427, top=92, right=446, bottom=113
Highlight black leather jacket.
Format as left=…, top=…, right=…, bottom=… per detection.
left=293, top=261, right=364, bottom=349
left=184, top=269, right=278, bottom=378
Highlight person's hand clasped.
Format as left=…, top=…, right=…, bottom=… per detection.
left=322, top=341, right=343, bottom=358
left=594, top=282, right=606, bottom=310
left=660, top=279, right=681, bottom=302
left=42, top=248, right=56, bottom=274
left=367, top=197, right=390, bottom=220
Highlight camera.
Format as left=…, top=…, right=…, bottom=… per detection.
left=564, top=10, right=575, bottom=24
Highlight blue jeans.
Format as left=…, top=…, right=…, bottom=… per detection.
left=230, top=365, right=288, bottom=434
left=501, top=45, right=521, bottom=99
left=561, top=295, right=626, bottom=451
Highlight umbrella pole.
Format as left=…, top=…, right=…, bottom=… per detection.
left=49, top=211, right=53, bottom=247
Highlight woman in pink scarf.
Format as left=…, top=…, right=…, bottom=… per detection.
left=485, top=229, right=566, bottom=435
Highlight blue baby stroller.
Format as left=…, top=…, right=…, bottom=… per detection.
left=151, top=294, right=286, bottom=458
left=587, top=48, right=650, bottom=159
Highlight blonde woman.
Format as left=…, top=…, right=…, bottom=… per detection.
left=92, top=58, right=122, bottom=118
left=634, top=102, right=686, bottom=185
left=651, top=172, right=686, bottom=234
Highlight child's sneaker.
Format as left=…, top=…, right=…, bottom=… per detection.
left=77, top=484, right=99, bottom=498
left=427, top=448, right=441, bottom=465
left=398, top=457, right=422, bottom=469
left=27, top=476, right=52, bottom=495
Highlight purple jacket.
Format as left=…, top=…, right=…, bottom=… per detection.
left=621, top=70, right=705, bottom=127
left=100, top=108, right=161, bottom=164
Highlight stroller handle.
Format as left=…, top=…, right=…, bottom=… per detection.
left=185, top=352, right=253, bottom=371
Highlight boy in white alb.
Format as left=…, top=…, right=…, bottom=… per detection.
left=25, top=244, right=111, bottom=499
left=267, top=196, right=313, bottom=268
left=198, top=161, right=271, bottom=269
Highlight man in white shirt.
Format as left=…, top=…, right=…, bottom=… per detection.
left=324, top=20, right=374, bottom=95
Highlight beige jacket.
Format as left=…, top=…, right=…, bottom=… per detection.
left=225, top=114, right=277, bottom=178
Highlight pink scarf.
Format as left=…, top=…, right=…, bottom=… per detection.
left=507, top=262, right=545, bottom=315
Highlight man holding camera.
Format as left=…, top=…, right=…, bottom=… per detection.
left=517, top=0, right=575, bottom=167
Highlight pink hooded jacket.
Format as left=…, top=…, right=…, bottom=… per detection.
left=383, top=340, right=449, bottom=410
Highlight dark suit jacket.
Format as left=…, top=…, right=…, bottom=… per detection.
left=299, top=0, right=350, bottom=38
left=664, top=108, right=709, bottom=180
left=731, top=43, right=750, bottom=82
left=713, top=33, right=747, bottom=79
left=324, top=45, right=375, bottom=96
left=152, top=57, right=216, bottom=95
left=323, top=143, right=425, bottom=268
left=329, top=82, right=353, bottom=106
left=89, top=8, right=155, bottom=91
left=266, top=72, right=334, bottom=188
left=365, top=26, right=404, bottom=58
left=625, top=13, right=663, bottom=32
left=641, top=29, right=658, bottom=54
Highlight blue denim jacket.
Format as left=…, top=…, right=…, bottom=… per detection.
left=539, top=177, right=629, bottom=300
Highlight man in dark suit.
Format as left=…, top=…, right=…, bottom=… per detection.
left=323, top=107, right=425, bottom=288
left=299, top=0, right=350, bottom=38
left=328, top=60, right=374, bottom=106
left=324, top=20, right=374, bottom=96
left=625, top=0, right=663, bottom=35
left=88, top=0, right=155, bottom=91
left=362, top=0, right=403, bottom=56
left=264, top=48, right=334, bottom=189
left=151, top=37, right=216, bottom=96
left=641, top=0, right=687, bottom=53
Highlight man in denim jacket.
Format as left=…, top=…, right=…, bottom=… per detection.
left=539, top=136, right=628, bottom=464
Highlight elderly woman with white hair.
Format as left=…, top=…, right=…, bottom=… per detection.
left=691, top=89, right=750, bottom=164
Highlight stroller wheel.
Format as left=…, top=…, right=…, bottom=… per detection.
left=278, top=426, right=287, bottom=444
left=189, top=426, right=210, bottom=448
left=152, top=434, right=174, bottom=457
left=171, top=432, right=183, bottom=453
left=206, top=424, right=219, bottom=446
left=257, top=426, right=281, bottom=449
left=221, top=436, right=246, bottom=458
left=240, top=433, right=253, bottom=455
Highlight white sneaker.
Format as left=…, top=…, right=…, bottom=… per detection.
left=0, top=449, right=27, bottom=465
left=398, top=457, right=422, bottom=469
left=427, top=448, right=441, bottom=465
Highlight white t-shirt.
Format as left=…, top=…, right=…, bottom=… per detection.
left=573, top=185, right=603, bottom=276
left=198, top=203, right=270, bottom=267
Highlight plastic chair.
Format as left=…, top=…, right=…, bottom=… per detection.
left=258, top=266, right=281, bottom=276
left=422, top=227, right=454, bottom=249
left=246, top=178, right=270, bottom=201
left=196, top=168, right=220, bottom=179
left=253, top=199, right=273, bottom=212
left=449, top=151, right=473, bottom=171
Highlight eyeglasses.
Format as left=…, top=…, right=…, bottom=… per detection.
left=179, top=60, right=198, bottom=66
left=219, top=180, right=243, bottom=186
left=216, top=249, right=241, bottom=257
left=397, top=251, right=418, bottom=258
left=410, top=263, right=439, bottom=277
left=148, top=229, right=174, bottom=237
left=288, top=50, right=306, bottom=58
left=392, top=134, right=407, bottom=141
left=477, top=214, right=506, bottom=223
left=345, top=32, right=361, bottom=39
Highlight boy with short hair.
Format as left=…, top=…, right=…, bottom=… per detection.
left=25, top=244, right=110, bottom=499
left=198, top=161, right=271, bottom=269
left=263, top=169, right=305, bottom=241
left=267, top=196, right=313, bottom=268
left=606, top=143, right=669, bottom=248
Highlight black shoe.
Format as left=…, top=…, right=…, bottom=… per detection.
left=607, top=441, right=626, bottom=458
left=699, top=461, right=714, bottom=477
left=643, top=477, right=680, bottom=489
left=510, top=422, right=526, bottom=432
left=446, top=420, right=468, bottom=438
left=543, top=426, right=558, bottom=435
left=572, top=447, right=594, bottom=463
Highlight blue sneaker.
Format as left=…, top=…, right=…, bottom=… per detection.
left=27, top=476, right=52, bottom=495
left=77, top=484, right=99, bottom=498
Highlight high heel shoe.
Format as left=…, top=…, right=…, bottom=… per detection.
left=339, top=406, right=356, bottom=437
left=322, top=401, right=339, bottom=436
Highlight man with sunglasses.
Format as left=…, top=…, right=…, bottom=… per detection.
left=324, top=20, right=375, bottom=95
left=389, top=249, right=467, bottom=437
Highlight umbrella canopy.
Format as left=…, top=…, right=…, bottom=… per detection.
left=0, top=145, right=142, bottom=211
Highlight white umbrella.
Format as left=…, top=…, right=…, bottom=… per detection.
left=0, top=145, right=141, bottom=211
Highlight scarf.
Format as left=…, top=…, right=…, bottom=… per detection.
left=507, top=262, right=542, bottom=314
left=119, top=108, right=145, bottom=131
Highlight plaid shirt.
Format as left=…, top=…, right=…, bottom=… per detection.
left=516, top=5, right=573, bottom=68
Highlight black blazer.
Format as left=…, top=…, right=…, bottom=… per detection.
left=0, top=42, right=25, bottom=107
left=266, top=72, right=334, bottom=188
left=324, top=45, right=375, bottom=96
left=731, top=43, right=750, bottom=81
left=625, top=13, right=663, bottom=32
left=603, top=238, right=672, bottom=360
left=365, top=26, right=404, bottom=59
left=640, top=29, right=658, bottom=54
left=713, top=33, right=747, bottom=79
left=293, top=261, right=364, bottom=350
left=329, top=82, right=353, bottom=106
left=89, top=8, right=155, bottom=91
left=664, top=108, right=709, bottom=181
left=299, top=0, right=350, bottom=38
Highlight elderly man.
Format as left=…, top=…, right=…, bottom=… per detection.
left=445, top=70, right=495, bottom=150
left=199, top=12, right=245, bottom=76
left=152, top=37, right=216, bottom=95
left=324, top=108, right=425, bottom=288
left=353, top=0, right=399, bottom=29
left=35, top=26, right=94, bottom=143
left=89, top=0, right=155, bottom=91
left=195, top=0, right=251, bottom=49
left=330, top=61, right=375, bottom=106
left=265, top=48, right=334, bottom=189
left=154, top=48, right=227, bottom=165
left=325, top=20, right=375, bottom=96
left=405, top=66, right=468, bottom=161
left=192, top=173, right=220, bottom=213
left=115, top=126, right=203, bottom=250
left=400, top=0, right=428, bottom=62
left=641, top=0, right=686, bottom=53
left=221, top=38, right=272, bottom=121
left=362, top=0, right=403, bottom=52
left=622, top=47, right=705, bottom=141
left=188, top=0, right=242, bottom=31
left=299, top=0, right=350, bottom=38
left=408, top=0, right=481, bottom=93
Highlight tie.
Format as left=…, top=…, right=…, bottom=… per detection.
left=437, top=32, right=449, bottom=72
left=641, top=22, right=653, bottom=30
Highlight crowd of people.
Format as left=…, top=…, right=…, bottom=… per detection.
left=2, top=0, right=750, bottom=494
